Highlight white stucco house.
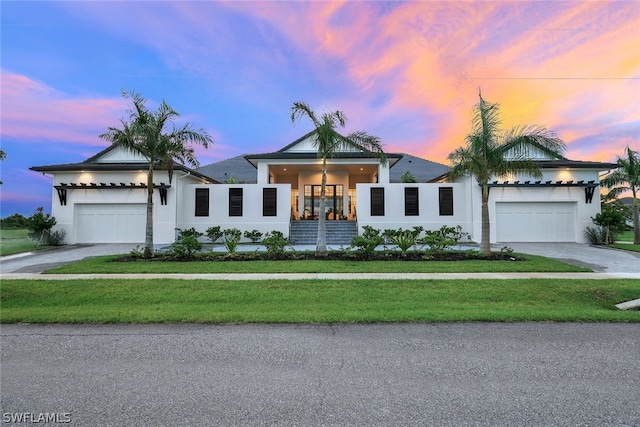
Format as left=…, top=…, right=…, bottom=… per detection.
left=31, top=131, right=616, bottom=246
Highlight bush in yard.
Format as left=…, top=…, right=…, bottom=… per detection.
left=27, top=207, right=58, bottom=246
left=384, top=226, right=424, bottom=257
left=591, top=203, right=627, bottom=244
left=262, top=230, right=289, bottom=255
left=351, top=226, right=384, bottom=256
left=223, top=228, right=242, bottom=254
left=419, top=225, right=468, bottom=256
left=206, top=226, right=223, bottom=244
left=584, top=226, right=608, bottom=245
left=171, top=228, right=203, bottom=258
left=46, top=229, right=66, bottom=246
left=243, top=229, right=263, bottom=243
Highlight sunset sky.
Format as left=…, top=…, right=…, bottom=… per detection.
left=1, top=1, right=638, bottom=216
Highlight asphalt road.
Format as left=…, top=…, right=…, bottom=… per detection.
left=2, top=323, right=639, bottom=426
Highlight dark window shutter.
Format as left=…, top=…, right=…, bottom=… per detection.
left=195, top=188, right=209, bottom=217
left=263, top=188, right=277, bottom=217
left=439, top=187, right=454, bottom=216
left=404, top=187, right=419, bottom=216
left=370, top=187, right=385, bottom=216
left=229, top=188, right=243, bottom=217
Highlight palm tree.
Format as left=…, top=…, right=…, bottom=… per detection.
left=100, top=91, right=213, bottom=258
left=447, top=90, right=566, bottom=256
left=291, top=102, right=387, bottom=256
left=601, top=146, right=639, bottom=244
left=0, top=149, right=5, bottom=185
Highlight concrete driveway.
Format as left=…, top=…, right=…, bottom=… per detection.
left=505, top=242, right=640, bottom=273
left=1, top=242, right=638, bottom=274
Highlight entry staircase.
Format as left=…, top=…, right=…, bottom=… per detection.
left=289, top=220, right=358, bottom=246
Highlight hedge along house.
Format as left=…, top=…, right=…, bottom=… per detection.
left=32, top=131, right=616, bottom=246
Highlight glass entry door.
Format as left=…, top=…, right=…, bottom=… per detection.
left=303, top=184, right=343, bottom=220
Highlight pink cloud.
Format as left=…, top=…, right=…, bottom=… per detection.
left=1, top=70, right=127, bottom=146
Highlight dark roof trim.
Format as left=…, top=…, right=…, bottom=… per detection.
left=485, top=180, right=599, bottom=188
left=536, top=160, right=618, bottom=170
left=245, top=151, right=402, bottom=166
left=30, top=163, right=218, bottom=184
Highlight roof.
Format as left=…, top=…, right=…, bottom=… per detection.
left=389, top=153, right=451, bottom=183
left=30, top=144, right=218, bottom=183
left=195, top=155, right=258, bottom=184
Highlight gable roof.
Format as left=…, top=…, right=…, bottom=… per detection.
left=31, top=144, right=217, bottom=183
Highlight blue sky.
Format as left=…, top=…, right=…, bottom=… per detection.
left=1, top=1, right=638, bottom=217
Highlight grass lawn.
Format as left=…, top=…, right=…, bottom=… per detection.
left=610, top=244, right=640, bottom=253
left=1, top=278, right=638, bottom=323
left=616, top=229, right=635, bottom=242
left=0, top=229, right=38, bottom=256
left=47, top=252, right=589, bottom=274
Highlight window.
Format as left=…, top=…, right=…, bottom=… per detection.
left=195, top=188, right=209, bottom=217
left=263, top=188, right=277, bottom=216
left=404, top=187, right=419, bottom=216
left=439, top=187, right=454, bottom=216
left=229, top=188, right=243, bottom=216
left=370, top=187, right=385, bottom=216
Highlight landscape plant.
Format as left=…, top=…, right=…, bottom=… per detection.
left=420, top=225, right=468, bottom=256
left=447, top=89, right=566, bottom=256
left=243, top=229, right=263, bottom=243
left=351, top=225, right=385, bottom=256
left=222, top=228, right=242, bottom=254
left=206, top=226, right=223, bottom=244
left=261, top=230, right=289, bottom=255
left=601, top=146, right=639, bottom=244
left=27, top=207, right=62, bottom=246
left=384, top=226, right=423, bottom=257
left=588, top=203, right=627, bottom=245
left=171, top=228, right=203, bottom=258
left=100, top=90, right=213, bottom=258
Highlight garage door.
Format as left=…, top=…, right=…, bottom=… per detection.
left=495, top=202, right=576, bottom=242
left=76, top=204, right=146, bottom=243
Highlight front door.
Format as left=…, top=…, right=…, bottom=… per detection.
left=303, top=184, right=343, bottom=220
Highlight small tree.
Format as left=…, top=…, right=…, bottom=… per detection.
left=27, top=207, right=57, bottom=245
left=591, top=203, right=627, bottom=245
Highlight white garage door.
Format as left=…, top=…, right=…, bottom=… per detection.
left=76, top=204, right=146, bottom=243
left=495, top=202, right=576, bottom=242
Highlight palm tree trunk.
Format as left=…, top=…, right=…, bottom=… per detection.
left=144, top=165, right=154, bottom=259
left=480, top=183, right=491, bottom=256
left=633, top=189, right=639, bottom=245
left=316, top=160, right=328, bottom=256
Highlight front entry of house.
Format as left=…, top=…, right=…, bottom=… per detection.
left=302, top=184, right=345, bottom=220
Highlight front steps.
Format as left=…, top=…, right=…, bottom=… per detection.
left=289, top=220, right=357, bottom=246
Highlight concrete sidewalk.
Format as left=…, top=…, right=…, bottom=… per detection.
left=2, top=272, right=640, bottom=280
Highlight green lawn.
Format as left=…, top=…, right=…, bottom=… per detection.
left=616, top=229, right=636, bottom=242
left=610, top=244, right=640, bottom=253
left=0, top=229, right=38, bottom=256
left=1, top=278, right=638, bottom=323
left=46, top=252, right=589, bottom=274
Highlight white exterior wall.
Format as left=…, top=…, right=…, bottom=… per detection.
left=355, top=183, right=470, bottom=234
left=178, top=183, right=291, bottom=241
left=464, top=168, right=603, bottom=244
left=49, top=170, right=200, bottom=245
